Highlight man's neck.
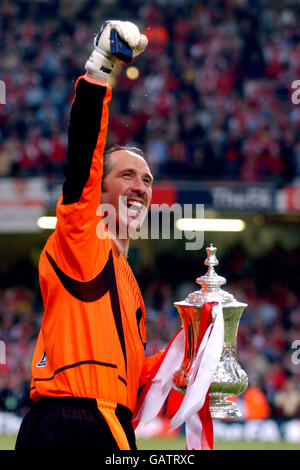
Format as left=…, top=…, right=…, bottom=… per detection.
left=112, top=237, right=130, bottom=258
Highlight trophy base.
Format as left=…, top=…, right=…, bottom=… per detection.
left=209, top=395, right=242, bottom=420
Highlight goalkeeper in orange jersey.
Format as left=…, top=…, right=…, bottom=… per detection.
left=15, top=20, right=164, bottom=450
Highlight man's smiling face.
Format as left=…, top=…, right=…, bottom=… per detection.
left=100, top=149, right=153, bottom=236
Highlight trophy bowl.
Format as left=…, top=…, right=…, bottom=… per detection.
left=172, top=244, right=248, bottom=420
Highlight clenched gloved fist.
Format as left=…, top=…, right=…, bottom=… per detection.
left=85, top=20, right=148, bottom=79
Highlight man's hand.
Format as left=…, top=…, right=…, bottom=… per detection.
left=85, top=20, right=148, bottom=80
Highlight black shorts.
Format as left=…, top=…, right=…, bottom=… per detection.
left=15, top=397, right=137, bottom=450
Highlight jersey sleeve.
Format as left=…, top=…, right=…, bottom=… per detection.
left=54, top=76, right=112, bottom=278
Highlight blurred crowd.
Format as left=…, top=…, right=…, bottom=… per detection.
left=1, top=241, right=300, bottom=420
left=0, top=0, right=300, bottom=182
left=1, top=0, right=300, bottom=423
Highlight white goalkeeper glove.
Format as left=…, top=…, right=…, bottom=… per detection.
left=85, top=20, right=148, bottom=79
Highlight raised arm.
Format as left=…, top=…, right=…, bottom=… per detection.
left=61, top=74, right=110, bottom=208
left=53, top=21, right=147, bottom=276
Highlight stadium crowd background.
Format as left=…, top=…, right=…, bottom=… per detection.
left=1, top=0, right=300, bottom=422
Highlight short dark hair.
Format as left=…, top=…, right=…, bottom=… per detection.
left=102, top=145, right=145, bottom=190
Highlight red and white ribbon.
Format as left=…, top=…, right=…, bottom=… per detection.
left=134, top=302, right=224, bottom=450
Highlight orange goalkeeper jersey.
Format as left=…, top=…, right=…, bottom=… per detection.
left=30, top=76, right=147, bottom=413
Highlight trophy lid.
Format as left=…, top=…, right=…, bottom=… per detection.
left=182, top=244, right=238, bottom=307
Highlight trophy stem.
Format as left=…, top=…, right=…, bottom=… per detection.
left=209, top=394, right=242, bottom=419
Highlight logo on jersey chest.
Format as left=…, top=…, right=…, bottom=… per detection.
left=36, top=351, right=47, bottom=368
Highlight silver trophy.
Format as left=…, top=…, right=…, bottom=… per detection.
left=172, top=244, right=248, bottom=419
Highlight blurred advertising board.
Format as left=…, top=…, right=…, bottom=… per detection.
left=47, top=180, right=277, bottom=212
left=213, top=419, right=300, bottom=444
left=0, top=412, right=300, bottom=444
left=135, top=417, right=300, bottom=444
left=0, top=178, right=47, bottom=233
left=157, top=181, right=277, bottom=212
left=208, top=184, right=276, bottom=212
left=0, top=178, right=288, bottom=234
left=277, top=185, right=300, bottom=213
